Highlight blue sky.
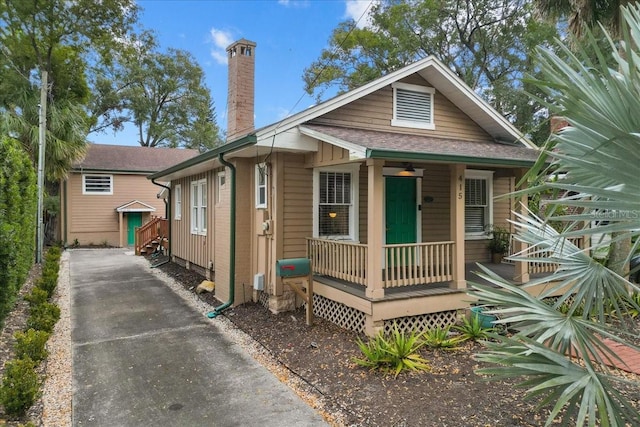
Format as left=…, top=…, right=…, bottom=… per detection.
left=92, top=0, right=375, bottom=146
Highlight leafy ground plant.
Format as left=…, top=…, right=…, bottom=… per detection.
left=0, top=357, right=41, bottom=417
left=353, top=325, right=430, bottom=377
left=453, top=312, right=494, bottom=342
left=422, top=325, right=463, bottom=349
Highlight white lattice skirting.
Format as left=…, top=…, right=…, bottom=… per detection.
left=256, top=291, right=460, bottom=335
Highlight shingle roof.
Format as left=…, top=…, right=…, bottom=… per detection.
left=72, top=144, right=200, bottom=173
left=301, top=124, right=540, bottom=166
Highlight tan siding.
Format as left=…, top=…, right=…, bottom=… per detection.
left=171, top=171, right=216, bottom=272
left=311, top=74, right=493, bottom=142
left=465, top=239, right=490, bottom=263
left=464, top=172, right=515, bottom=263
left=309, top=141, right=351, bottom=167
left=66, top=172, right=165, bottom=247
left=214, top=167, right=231, bottom=303
left=282, top=154, right=313, bottom=259
left=359, top=166, right=368, bottom=244
left=421, top=164, right=451, bottom=242
left=493, top=175, right=515, bottom=233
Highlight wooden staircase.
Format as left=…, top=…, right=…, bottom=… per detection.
left=135, top=216, right=168, bottom=256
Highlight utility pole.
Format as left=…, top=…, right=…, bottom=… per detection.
left=36, top=70, right=48, bottom=264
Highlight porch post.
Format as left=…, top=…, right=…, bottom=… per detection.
left=118, top=211, right=124, bottom=248
left=513, top=168, right=530, bottom=284
left=366, top=158, right=385, bottom=299
left=449, top=164, right=466, bottom=289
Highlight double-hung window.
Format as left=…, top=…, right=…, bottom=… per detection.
left=314, top=165, right=359, bottom=240
left=255, top=163, right=267, bottom=208
left=174, top=184, right=182, bottom=220
left=464, top=170, right=493, bottom=236
left=391, top=82, right=435, bottom=130
left=191, top=179, right=207, bottom=235
left=83, top=174, right=113, bottom=195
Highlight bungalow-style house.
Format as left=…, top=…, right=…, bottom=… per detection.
left=149, top=39, right=544, bottom=336
left=60, top=144, right=198, bottom=248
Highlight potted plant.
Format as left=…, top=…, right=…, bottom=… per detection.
left=486, top=226, right=510, bottom=263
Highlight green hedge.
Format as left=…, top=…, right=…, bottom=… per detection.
left=0, top=137, right=37, bottom=326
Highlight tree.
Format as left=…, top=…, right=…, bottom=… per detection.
left=303, top=0, right=558, bottom=143
left=471, top=5, right=640, bottom=425
left=534, top=0, right=628, bottom=38
left=120, top=47, right=222, bottom=150
left=0, top=0, right=140, bottom=175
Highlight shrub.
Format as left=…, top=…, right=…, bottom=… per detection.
left=422, top=325, right=464, bottom=349
left=14, top=329, right=50, bottom=363
left=453, top=313, right=494, bottom=342
left=36, top=273, right=58, bottom=299
left=0, top=137, right=37, bottom=326
left=0, top=357, right=41, bottom=417
left=26, top=302, right=60, bottom=333
left=45, top=246, right=61, bottom=260
left=23, top=287, right=49, bottom=307
left=353, top=325, right=430, bottom=377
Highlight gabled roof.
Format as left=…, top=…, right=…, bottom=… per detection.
left=254, top=55, right=534, bottom=148
left=115, top=200, right=157, bottom=212
left=149, top=56, right=536, bottom=181
left=72, top=144, right=199, bottom=174
left=300, top=124, right=539, bottom=167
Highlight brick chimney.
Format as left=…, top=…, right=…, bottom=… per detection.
left=226, top=39, right=256, bottom=141
left=550, top=115, right=569, bottom=133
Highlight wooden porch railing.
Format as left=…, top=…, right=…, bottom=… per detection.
left=135, top=216, right=168, bottom=256
left=383, top=241, right=454, bottom=287
left=307, top=238, right=368, bottom=286
left=306, top=238, right=455, bottom=289
left=527, top=236, right=585, bottom=275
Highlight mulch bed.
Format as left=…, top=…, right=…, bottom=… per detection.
left=155, top=260, right=640, bottom=426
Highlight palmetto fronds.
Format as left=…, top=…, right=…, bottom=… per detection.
left=469, top=4, right=640, bottom=426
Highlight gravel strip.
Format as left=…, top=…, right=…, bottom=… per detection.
left=40, top=251, right=344, bottom=427
left=41, top=250, right=72, bottom=427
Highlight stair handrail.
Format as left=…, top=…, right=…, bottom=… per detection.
left=135, top=216, right=168, bottom=255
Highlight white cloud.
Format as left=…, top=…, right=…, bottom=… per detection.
left=277, top=0, right=309, bottom=7
left=344, top=0, right=376, bottom=28
left=209, top=28, right=234, bottom=65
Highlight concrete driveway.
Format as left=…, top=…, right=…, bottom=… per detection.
left=70, top=249, right=328, bottom=427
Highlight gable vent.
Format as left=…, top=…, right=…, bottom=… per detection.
left=396, top=88, right=432, bottom=123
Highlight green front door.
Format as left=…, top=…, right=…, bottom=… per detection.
left=385, top=177, right=417, bottom=244
left=127, top=212, right=142, bottom=246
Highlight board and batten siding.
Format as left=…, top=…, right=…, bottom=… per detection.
left=171, top=171, right=215, bottom=273
left=310, top=74, right=494, bottom=143
left=65, top=172, right=165, bottom=246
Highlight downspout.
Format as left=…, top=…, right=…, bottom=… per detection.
left=207, top=152, right=235, bottom=318
left=151, top=178, right=172, bottom=266
left=63, top=180, right=68, bottom=246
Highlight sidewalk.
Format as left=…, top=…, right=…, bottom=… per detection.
left=70, top=249, right=328, bottom=427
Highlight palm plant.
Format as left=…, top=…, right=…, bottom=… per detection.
left=469, top=4, right=640, bottom=426
left=353, top=325, right=430, bottom=378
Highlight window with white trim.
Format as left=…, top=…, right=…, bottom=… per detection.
left=255, top=163, right=267, bottom=208
left=216, top=171, right=225, bottom=205
left=191, top=179, right=207, bottom=235
left=313, top=165, right=359, bottom=240
left=174, top=184, right=182, bottom=220
left=391, top=82, right=435, bottom=130
left=465, top=170, right=493, bottom=236
left=82, top=174, right=113, bottom=195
